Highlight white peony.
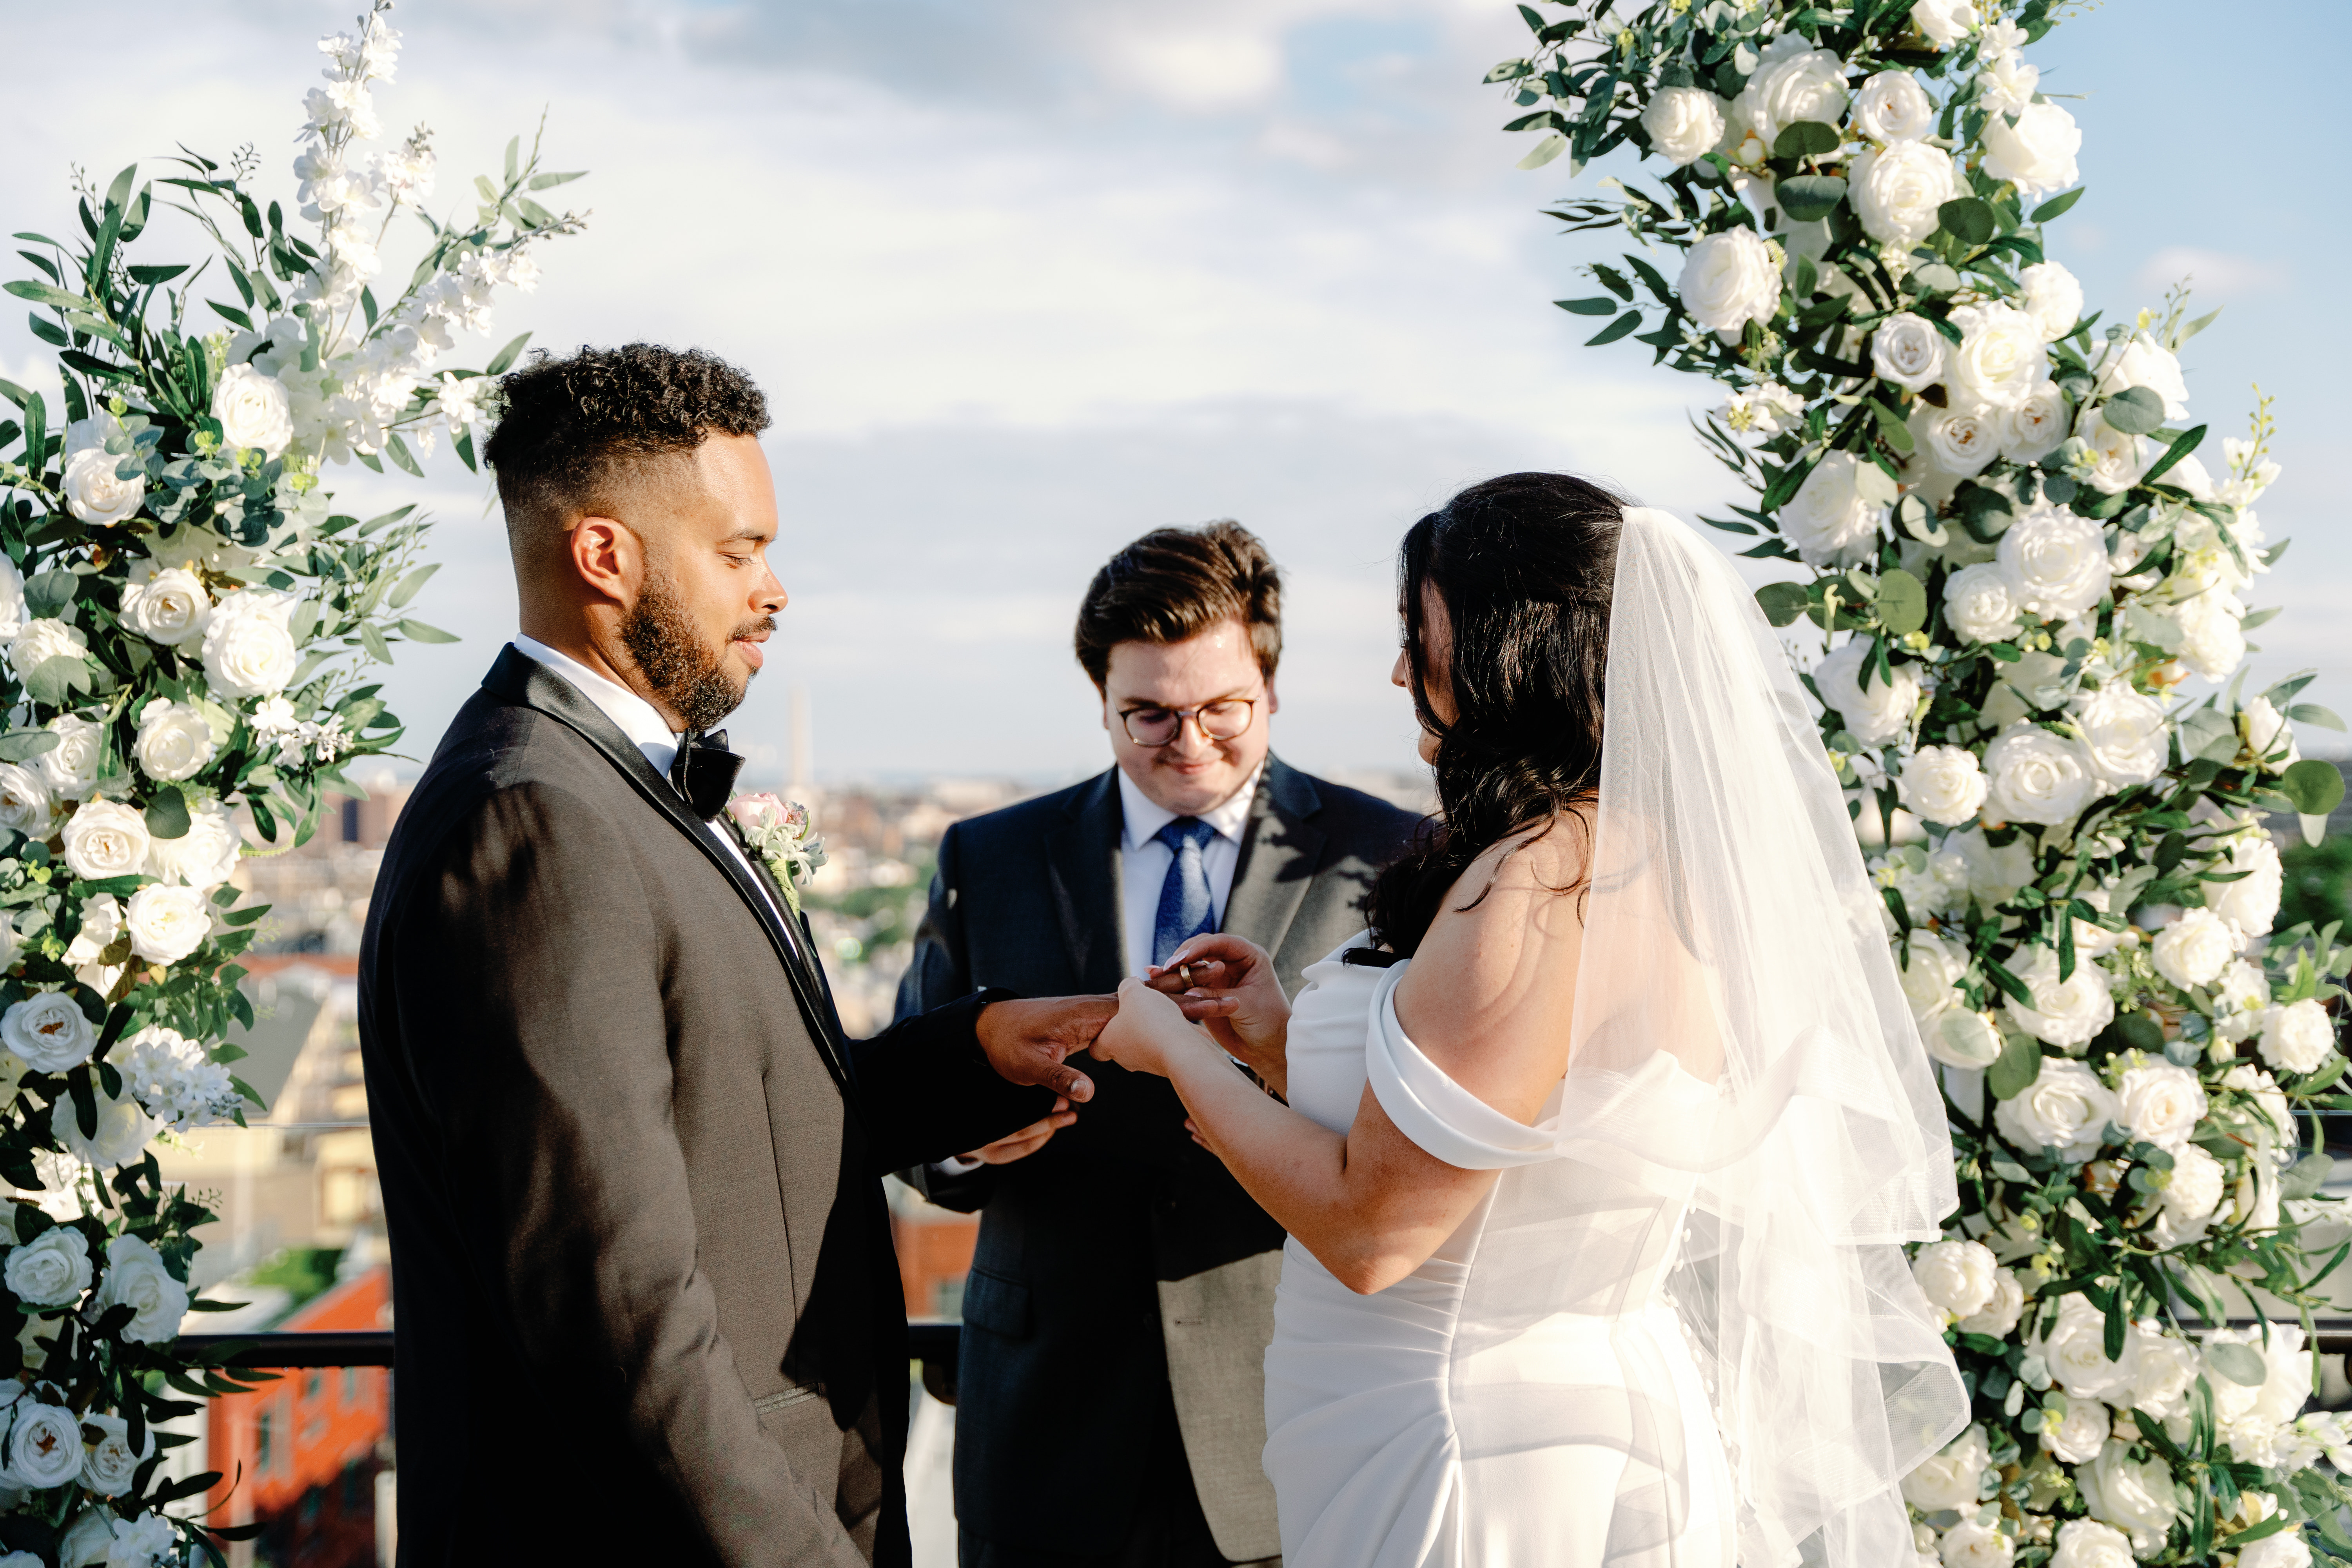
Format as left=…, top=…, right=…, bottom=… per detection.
left=2259, top=998, right=2337, bottom=1077
left=2071, top=408, right=2151, bottom=494
left=1851, top=142, right=1961, bottom=249
left=1871, top=312, right=1949, bottom=392
left=1943, top=563, right=2024, bottom=645
left=1947, top=302, right=2047, bottom=411
left=118, top=564, right=211, bottom=650
left=92, top=1233, right=189, bottom=1346
left=60, top=801, right=150, bottom=881
left=1983, top=723, right=2096, bottom=826
left=199, top=589, right=302, bottom=701
left=0, top=766, right=51, bottom=836
left=2115, top=1060, right=2207, bottom=1150
left=1997, top=505, right=2111, bottom=619
left=2222, top=1063, right=2293, bottom=1150
left=145, top=797, right=244, bottom=890
left=1937, top=1518, right=2013, bottom=1568
left=2036, top=1293, right=2138, bottom=1400
left=1953, top=826, right=2036, bottom=907
left=2151, top=907, right=2234, bottom=990
left=1977, top=49, right=2040, bottom=117
left=2049, top=1517, right=2133, bottom=1568
left=1955, top=1266, right=2024, bottom=1336
left=1783, top=452, right=1886, bottom=568
left=1641, top=87, right=1728, bottom=167
left=61, top=448, right=145, bottom=527
left=2240, top=1536, right=2315, bottom=1568
left=2040, top=1397, right=2113, bottom=1465
left=124, top=884, right=211, bottom=966
left=7, top=617, right=87, bottom=681
left=1910, top=0, right=1977, bottom=46
left=212, top=362, right=296, bottom=457
left=36, top=716, right=103, bottom=802
left=1901, top=1423, right=1990, bottom=1511
left=2002, top=947, right=2116, bottom=1052
left=2125, top=1324, right=2203, bottom=1417
left=7, top=1400, right=87, bottom=1489
left=1911, top=401, right=2002, bottom=477
left=3, top=1227, right=91, bottom=1307
left=1813, top=638, right=1920, bottom=746
left=1898, top=746, right=1989, bottom=827
left=2002, top=383, right=2071, bottom=461
left=1733, top=35, right=1851, bottom=152
left=1677, top=226, right=1782, bottom=338
left=56, top=1075, right=156, bottom=1169
left=1981, top=100, right=2082, bottom=200
left=0, top=994, right=95, bottom=1074
left=2172, top=591, right=2246, bottom=682
left=2096, top=334, right=2191, bottom=421
left=1933, top=1011, right=2006, bottom=1071
left=1912, top=1238, right=2000, bottom=1318
left=2071, top=682, right=2168, bottom=789
left=1996, top=1053, right=2118, bottom=1155
left=77, top=1412, right=152, bottom=1497
left=2209, top=834, right=2283, bottom=937
left=118, top=1025, right=240, bottom=1133
left=131, top=699, right=217, bottom=783
left=1853, top=70, right=1936, bottom=143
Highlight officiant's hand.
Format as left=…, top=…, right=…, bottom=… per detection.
left=957, top=1097, right=1075, bottom=1165
left=975, top=996, right=1114, bottom=1102
left=1147, top=934, right=1291, bottom=1080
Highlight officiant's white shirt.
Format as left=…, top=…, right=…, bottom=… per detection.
left=1115, top=762, right=1259, bottom=982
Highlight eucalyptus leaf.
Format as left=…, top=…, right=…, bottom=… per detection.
left=2203, top=1341, right=2268, bottom=1387
left=1517, top=133, right=1568, bottom=170
left=2101, top=385, right=2165, bottom=435
left=1936, top=197, right=1995, bottom=246
left=1775, top=174, right=1846, bottom=224
left=144, top=788, right=190, bottom=842
left=1771, top=121, right=1840, bottom=160
left=1755, top=582, right=1809, bottom=628
left=2281, top=759, right=2347, bottom=817
left=2030, top=187, right=2086, bottom=223
left=1875, top=569, right=1927, bottom=636
left=1987, top=1031, right=2042, bottom=1102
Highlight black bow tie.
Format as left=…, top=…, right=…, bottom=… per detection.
left=670, top=730, right=745, bottom=821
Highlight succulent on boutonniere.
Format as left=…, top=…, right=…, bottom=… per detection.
left=727, top=792, right=828, bottom=916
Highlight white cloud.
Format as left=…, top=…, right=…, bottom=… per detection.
left=2133, top=246, right=2289, bottom=302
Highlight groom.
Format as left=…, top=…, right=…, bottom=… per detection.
left=359, top=343, right=1119, bottom=1567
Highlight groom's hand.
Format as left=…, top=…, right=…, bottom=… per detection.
left=975, top=996, right=1115, bottom=1103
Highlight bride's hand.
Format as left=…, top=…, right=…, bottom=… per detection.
left=1089, top=978, right=1213, bottom=1080
left=1146, top=934, right=1290, bottom=1077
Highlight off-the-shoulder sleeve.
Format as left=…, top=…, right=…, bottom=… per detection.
left=1362, top=964, right=1558, bottom=1171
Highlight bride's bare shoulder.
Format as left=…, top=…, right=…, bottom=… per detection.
left=1422, top=808, right=1595, bottom=960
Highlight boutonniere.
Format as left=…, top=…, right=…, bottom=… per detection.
left=725, top=792, right=828, bottom=917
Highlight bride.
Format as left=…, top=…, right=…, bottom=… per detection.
left=1094, top=474, right=1968, bottom=1568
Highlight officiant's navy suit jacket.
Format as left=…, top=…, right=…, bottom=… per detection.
left=897, top=755, right=1418, bottom=1561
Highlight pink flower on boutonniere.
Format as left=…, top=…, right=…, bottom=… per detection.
left=727, top=792, right=827, bottom=915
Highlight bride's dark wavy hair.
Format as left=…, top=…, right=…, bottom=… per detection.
left=1364, top=472, right=1624, bottom=956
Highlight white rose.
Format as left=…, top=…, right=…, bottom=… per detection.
left=1942, top=563, right=2024, bottom=645
left=63, top=894, right=121, bottom=969
left=1912, top=1238, right=1999, bottom=1318
left=1947, top=302, right=2047, bottom=411
left=2229, top=1158, right=2283, bottom=1235
left=1910, top=401, right=2002, bottom=477
left=2096, top=335, right=2191, bottom=421
left=1953, top=826, right=2036, bottom=907
left=2240, top=1536, right=2315, bottom=1568
left=0, top=994, right=95, bottom=1074
left=3, top=1227, right=91, bottom=1307
left=1641, top=87, right=1727, bottom=166
left=2126, top=1325, right=2203, bottom=1417
left=145, top=797, right=243, bottom=890
left=1938, top=1518, right=2013, bottom=1568
left=1813, top=638, right=1920, bottom=746
left=2239, top=696, right=2299, bottom=773
left=2209, top=834, right=2282, bottom=937
left=1983, top=723, right=2096, bottom=826
left=131, top=699, right=217, bottom=784
left=2040, top=1397, right=2112, bottom=1465
left=2213, top=960, right=2273, bottom=1042
left=118, top=565, right=211, bottom=650
left=1851, top=142, right=1960, bottom=249
left=1933, top=1011, right=2006, bottom=1071
left=1733, top=34, right=1851, bottom=151
left=1871, top=312, right=1949, bottom=392
left=2151, top=907, right=2234, bottom=990
left=1981, top=100, right=2083, bottom=200
left=58, top=1076, right=156, bottom=1169
left=2036, top=1292, right=2138, bottom=1400
left=2013, top=261, right=2085, bottom=345
left=1898, top=746, right=1989, bottom=827
left=61, top=448, right=144, bottom=527
left=1997, top=505, right=2111, bottom=619
left=1910, top=0, right=1977, bottom=46
left=2002, top=383, right=2071, bottom=462
left=1901, top=1423, right=1991, bottom=1511
left=1784, top=452, right=1886, bottom=568
left=55, top=1510, right=116, bottom=1568
left=2172, top=591, right=2246, bottom=682
left=2222, top=1064, right=2293, bottom=1149
left=1996, top=1054, right=2118, bottom=1155
left=1955, top=1266, right=2024, bottom=1336
left=2049, top=1518, right=2133, bottom=1568
left=60, top=800, right=150, bottom=881
left=36, top=716, right=103, bottom=802
left=1853, top=69, right=1936, bottom=143
left=1677, top=226, right=1782, bottom=338
left=7, top=617, right=87, bottom=681
left=1896, top=931, right=1968, bottom=1025
left=212, top=363, right=295, bottom=457
left=0, top=555, right=24, bottom=642
left=2071, top=408, right=2151, bottom=494
left=92, top=1233, right=189, bottom=1346
left=76, top=1413, right=151, bottom=1497
left=2259, top=998, right=2337, bottom=1077
left=2004, top=947, right=2116, bottom=1049
left=0, top=766, right=51, bottom=837
left=124, top=884, right=211, bottom=966
left=199, top=589, right=301, bottom=701
left=6, top=1400, right=87, bottom=1489
left=2071, top=682, right=2167, bottom=789
left=2157, top=1142, right=2226, bottom=1232
left=2207, top=1323, right=2311, bottom=1434
left=2115, top=1061, right=2207, bottom=1150
left=1978, top=50, right=2040, bottom=117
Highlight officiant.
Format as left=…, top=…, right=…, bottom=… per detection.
left=898, top=521, right=1419, bottom=1568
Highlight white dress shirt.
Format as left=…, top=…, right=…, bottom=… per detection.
left=1117, top=762, right=1261, bottom=981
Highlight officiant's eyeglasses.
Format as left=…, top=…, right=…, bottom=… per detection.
left=1119, top=698, right=1258, bottom=748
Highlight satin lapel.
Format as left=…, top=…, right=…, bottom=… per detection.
left=481, top=646, right=853, bottom=1096
left=1045, top=769, right=1127, bottom=993
left=1222, top=754, right=1325, bottom=960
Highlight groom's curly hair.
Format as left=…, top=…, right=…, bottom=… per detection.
left=484, top=343, right=770, bottom=558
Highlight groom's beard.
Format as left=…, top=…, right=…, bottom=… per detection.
left=620, top=564, right=771, bottom=733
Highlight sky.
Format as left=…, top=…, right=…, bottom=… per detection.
left=0, top=0, right=2343, bottom=786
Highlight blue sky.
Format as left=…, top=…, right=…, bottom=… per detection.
left=0, top=0, right=2341, bottom=783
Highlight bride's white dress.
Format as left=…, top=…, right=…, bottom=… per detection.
left=1261, top=936, right=1736, bottom=1568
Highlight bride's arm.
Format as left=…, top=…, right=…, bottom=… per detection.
left=1099, top=828, right=1586, bottom=1295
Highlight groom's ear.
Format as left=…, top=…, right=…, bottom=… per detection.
left=569, top=515, right=645, bottom=606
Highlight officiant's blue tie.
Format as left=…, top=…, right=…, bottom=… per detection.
left=1151, top=817, right=1218, bottom=967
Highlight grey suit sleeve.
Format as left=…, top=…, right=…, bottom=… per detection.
left=400, top=782, right=864, bottom=1568
left=893, top=825, right=1002, bottom=1213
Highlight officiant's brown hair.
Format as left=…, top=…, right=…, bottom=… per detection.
left=1073, top=520, right=1283, bottom=690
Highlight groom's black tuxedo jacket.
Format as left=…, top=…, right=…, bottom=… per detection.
left=358, top=647, right=1051, bottom=1568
